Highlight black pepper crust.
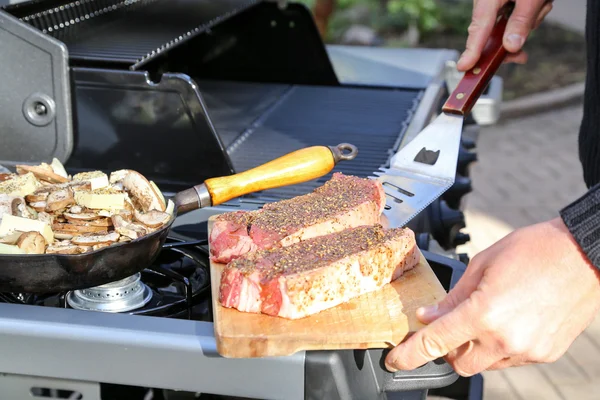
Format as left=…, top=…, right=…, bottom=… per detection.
left=226, top=224, right=407, bottom=281
left=253, top=173, right=379, bottom=236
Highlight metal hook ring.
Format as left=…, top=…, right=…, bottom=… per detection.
left=329, top=143, right=358, bottom=163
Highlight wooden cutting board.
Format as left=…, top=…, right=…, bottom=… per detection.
left=209, top=217, right=447, bottom=358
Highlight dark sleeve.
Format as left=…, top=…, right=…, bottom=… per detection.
left=579, top=0, right=600, bottom=188
left=559, top=0, right=600, bottom=268
left=560, top=184, right=600, bottom=268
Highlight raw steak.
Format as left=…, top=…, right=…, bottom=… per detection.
left=219, top=224, right=419, bottom=319
left=209, top=173, right=385, bottom=263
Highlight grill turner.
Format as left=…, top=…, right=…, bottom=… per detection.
left=372, top=3, right=513, bottom=228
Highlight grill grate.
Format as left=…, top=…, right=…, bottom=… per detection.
left=13, top=0, right=256, bottom=68
left=200, top=83, right=423, bottom=200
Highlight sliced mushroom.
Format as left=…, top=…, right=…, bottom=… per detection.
left=69, top=205, right=83, bottom=214
left=52, top=222, right=108, bottom=234
left=54, top=231, right=74, bottom=240
left=64, top=212, right=101, bottom=222
left=68, top=217, right=113, bottom=227
left=46, top=188, right=75, bottom=212
left=46, top=244, right=92, bottom=254
left=112, top=215, right=147, bottom=240
left=16, top=164, right=69, bottom=184
left=32, top=180, right=90, bottom=195
left=0, top=173, right=12, bottom=182
left=16, top=231, right=46, bottom=254
left=119, top=170, right=166, bottom=212
left=25, top=192, right=49, bottom=203
left=92, top=243, right=111, bottom=251
left=97, top=209, right=112, bottom=218
left=71, top=231, right=120, bottom=246
left=133, top=209, right=171, bottom=228
left=29, top=201, right=47, bottom=212
left=37, top=212, right=54, bottom=225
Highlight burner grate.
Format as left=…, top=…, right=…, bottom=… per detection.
left=199, top=81, right=423, bottom=200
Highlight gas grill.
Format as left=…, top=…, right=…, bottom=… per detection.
left=0, top=0, right=502, bottom=398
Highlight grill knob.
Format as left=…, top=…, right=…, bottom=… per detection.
left=443, top=175, right=472, bottom=209
left=430, top=200, right=466, bottom=249
left=461, top=136, right=476, bottom=150
left=453, top=232, right=471, bottom=247
left=458, top=253, right=470, bottom=264
left=461, top=125, right=479, bottom=150
left=458, top=147, right=478, bottom=176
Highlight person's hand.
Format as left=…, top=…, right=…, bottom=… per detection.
left=457, top=0, right=554, bottom=71
left=385, top=217, right=600, bottom=377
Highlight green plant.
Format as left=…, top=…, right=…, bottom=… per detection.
left=387, top=0, right=440, bottom=35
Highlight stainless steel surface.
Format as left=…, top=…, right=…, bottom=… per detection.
left=66, top=273, right=153, bottom=313
left=194, top=183, right=213, bottom=208
left=0, top=302, right=306, bottom=399
left=372, top=113, right=463, bottom=227
left=327, top=45, right=459, bottom=90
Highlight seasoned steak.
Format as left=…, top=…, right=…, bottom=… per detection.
left=209, top=173, right=385, bottom=263
left=219, top=225, right=419, bottom=319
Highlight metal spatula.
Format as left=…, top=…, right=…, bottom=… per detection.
left=372, top=3, right=514, bottom=228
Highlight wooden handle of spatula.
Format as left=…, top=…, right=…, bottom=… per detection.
left=203, top=143, right=358, bottom=206
left=442, top=2, right=514, bottom=116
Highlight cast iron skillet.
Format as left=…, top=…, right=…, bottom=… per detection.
left=0, top=144, right=358, bottom=293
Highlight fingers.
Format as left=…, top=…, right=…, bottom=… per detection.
left=445, top=340, right=506, bottom=377
left=385, top=298, right=478, bottom=372
left=457, top=0, right=505, bottom=71
left=504, top=51, right=528, bottom=64
left=534, top=1, right=553, bottom=29
left=503, top=0, right=548, bottom=53
left=417, top=261, right=485, bottom=324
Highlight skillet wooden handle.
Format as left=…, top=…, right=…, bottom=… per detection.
left=442, top=2, right=514, bottom=116
left=204, top=143, right=358, bottom=206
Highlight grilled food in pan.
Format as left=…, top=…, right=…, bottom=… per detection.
left=0, top=143, right=357, bottom=293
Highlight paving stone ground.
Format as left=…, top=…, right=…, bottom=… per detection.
left=452, top=104, right=600, bottom=399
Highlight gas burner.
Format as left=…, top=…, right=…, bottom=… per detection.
left=66, top=273, right=153, bottom=313
left=0, top=236, right=212, bottom=320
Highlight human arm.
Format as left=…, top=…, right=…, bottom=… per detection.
left=384, top=210, right=600, bottom=376
left=457, top=0, right=554, bottom=71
